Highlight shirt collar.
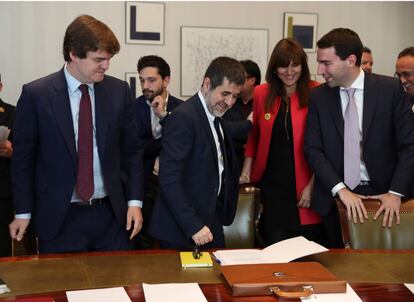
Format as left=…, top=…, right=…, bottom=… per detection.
left=64, top=64, right=94, bottom=94
left=340, top=68, right=365, bottom=91
left=198, top=90, right=215, bottom=122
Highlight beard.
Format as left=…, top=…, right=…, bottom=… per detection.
left=142, top=87, right=163, bottom=102
left=208, top=102, right=229, bottom=117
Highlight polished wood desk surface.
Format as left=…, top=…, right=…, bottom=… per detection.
left=0, top=249, right=413, bottom=301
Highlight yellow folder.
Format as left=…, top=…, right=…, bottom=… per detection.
left=179, top=251, right=213, bottom=268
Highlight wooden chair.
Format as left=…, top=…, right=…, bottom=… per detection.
left=336, top=198, right=414, bottom=249
left=223, top=186, right=261, bottom=248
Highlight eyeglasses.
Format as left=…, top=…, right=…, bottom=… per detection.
left=394, top=70, right=414, bottom=79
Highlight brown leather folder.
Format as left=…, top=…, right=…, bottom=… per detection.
left=220, top=262, right=347, bottom=298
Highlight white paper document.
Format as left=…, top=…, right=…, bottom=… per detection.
left=213, top=236, right=328, bottom=266
left=405, top=283, right=414, bottom=294
left=143, top=283, right=207, bottom=302
left=66, top=287, right=131, bottom=302
left=301, top=283, right=362, bottom=302
left=0, top=126, right=11, bottom=143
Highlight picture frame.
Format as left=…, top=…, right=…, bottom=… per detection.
left=283, top=12, right=318, bottom=52
left=125, top=72, right=141, bottom=99
left=180, top=26, right=268, bottom=97
left=125, top=2, right=165, bottom=45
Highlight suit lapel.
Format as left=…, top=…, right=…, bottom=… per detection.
left=50, top=70, right=77, bottom=164
left=329, top=87, right=344, bottom=140
left=94, top=80, right=109, bottom=161
left=362, top=73, right=378, bottom=145
left=194, top=95, right=219, bottom=164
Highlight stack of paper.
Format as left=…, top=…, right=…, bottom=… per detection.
left=143, top=283, right=207, bottom=302
left=213, top=236, right=328, bottom=265
left=0, top=278, right=10, bottom=294
left=179, top=251, right=213, bottom=268
left=66, top=287, right=131, bottom=302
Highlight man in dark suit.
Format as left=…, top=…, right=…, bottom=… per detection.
left=0, top=75, right=15, bottom=257
left=9, top=15, right=144, bottom=254
left=395, top=47, right=414, bottom=115
left=134, top=55, right=183, bottom=248
left=148, top=57, right=246, bottom=249
left=304, top=28, right=414, bottom=247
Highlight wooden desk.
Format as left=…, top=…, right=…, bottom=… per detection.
left=0, top=249, right=413, bottom=301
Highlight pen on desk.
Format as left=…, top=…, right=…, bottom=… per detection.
left=211, top=254, right=222, bottom=265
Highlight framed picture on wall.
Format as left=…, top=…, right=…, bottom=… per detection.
left=180, top=26, right=268, bottom=97
left=125, top=72, right=141, bottom=99
left=125, top=2, right=165, bottom=45
left=283, top=12, right=318, bottom=52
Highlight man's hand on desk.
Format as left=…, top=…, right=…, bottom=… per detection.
left=9, top=218, right=30, bottom=241
left=126, top=207, right=143, bottom=240
left=368, top=192, right=401, bottom=227
left=338, top=187, right=368, bottom=224
left=192, top=226, right=213, bottom=246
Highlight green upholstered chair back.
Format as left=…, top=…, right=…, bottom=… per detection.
left=336, top=198, right=414, bottom=249
left=223, top=187, right=260, bottom=248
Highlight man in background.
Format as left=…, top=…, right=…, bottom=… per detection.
left=134, top=55, right=183, bottom=249
left=149, top=57, right=246, bottom=249
left=305, top=28, right=414, bottom=247
left=0, top=74, right=15, bottom=257
left=395, top=47, right=414, bottom=114
left=9, top=15, right=144, bottom=254
left=223, top=59, right=261, bottom=172
left=361, top=46, right=373, bottom=73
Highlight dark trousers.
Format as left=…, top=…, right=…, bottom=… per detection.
left=0, top=198, right=13, bottom=257
left=134, top=173, right=158, bottom=249
left=38, top=198, right=132, bottom=254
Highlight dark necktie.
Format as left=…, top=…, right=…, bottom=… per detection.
left=343, top=88, right=361, bottom=189
left=214, top=117, right=227, bottom=195
left=77, top=84, right=94, bottom=201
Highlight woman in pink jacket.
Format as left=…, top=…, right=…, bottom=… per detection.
left=241, top=38, right=326, bottom=246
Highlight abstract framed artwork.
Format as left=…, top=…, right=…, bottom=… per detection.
left=283, top=12, right=318, bottom=52
left=180, top=26, right=268, bottom=97
left=125, top=2, right=164, bottom=45
left=125, top=72, right=141, bottom=99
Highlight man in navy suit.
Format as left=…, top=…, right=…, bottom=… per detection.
left=148, top=57, right=246, bottom=249
left=9, top=15, right=144, bottom=254
left=134, top=55, right=183, bottom=248
left=305, top=28, right=414, bottom=247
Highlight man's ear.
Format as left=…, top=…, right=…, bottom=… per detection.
left=347, top=54, right=358, bottom=67
left=202, top=77, right=211, bottom=91
left=69, top=51, right=79, bottom=62
left=163, top=76, right=170, bottom=88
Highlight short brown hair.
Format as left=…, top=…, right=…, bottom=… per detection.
left=63, top=15, right=120, bottom=62
left=317, top=28, right=362, bottom=66
left=203, top=57, right=246, bottom=90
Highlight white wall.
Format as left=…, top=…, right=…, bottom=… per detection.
left=1, top=1, right=413, bottom=105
